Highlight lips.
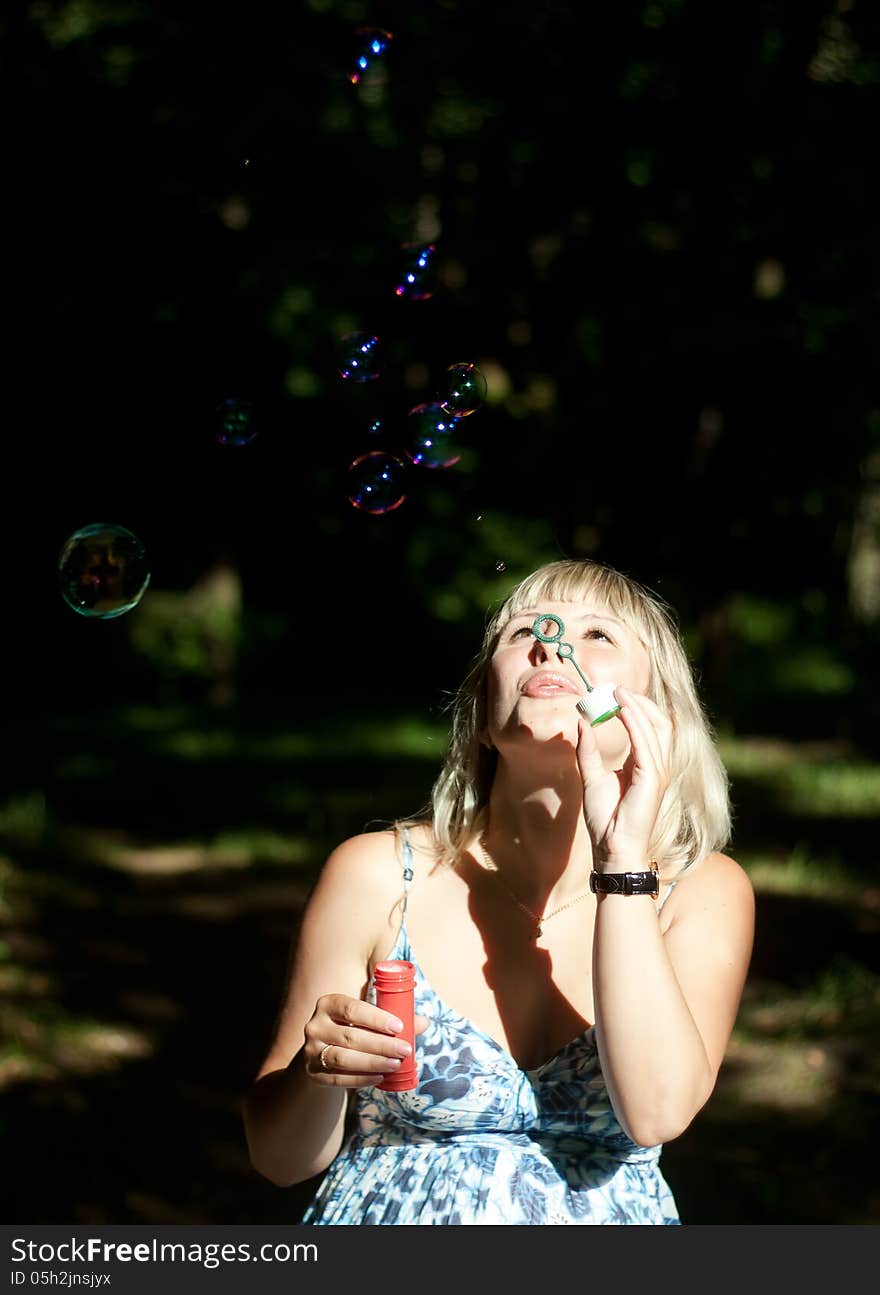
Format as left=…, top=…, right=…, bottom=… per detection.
left=520, top=670, right=582, bottom=698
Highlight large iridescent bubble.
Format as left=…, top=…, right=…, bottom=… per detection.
left=58, top=523, right=151, bottom=619
left=405, top=402, right=461, bottom=468
left=347, top=451, right=407, bottom=514
left=442, top=362, right=487, bottom=417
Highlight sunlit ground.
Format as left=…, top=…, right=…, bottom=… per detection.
left=1, top=709, right=879, bottom=1224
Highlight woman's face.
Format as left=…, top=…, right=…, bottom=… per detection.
left=485, top=598, right=652, bottom=768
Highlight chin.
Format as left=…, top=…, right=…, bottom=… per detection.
left=513, top=718, right=579, bottom=749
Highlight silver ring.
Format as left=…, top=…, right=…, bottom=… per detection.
left=319, top=1043, right=332, bottom=1071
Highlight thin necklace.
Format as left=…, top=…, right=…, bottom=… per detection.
left=477, top=834, right=592, bottom=940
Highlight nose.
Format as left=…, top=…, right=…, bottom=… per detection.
left=530, top=635, right=561, bottom=666
left=530, top=632, right=593, bottom=691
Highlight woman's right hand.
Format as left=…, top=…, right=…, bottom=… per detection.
left=302, top=993, right=429, bottom=1088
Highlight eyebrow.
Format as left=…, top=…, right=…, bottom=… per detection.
left=507, top=610, right=627, bottom=629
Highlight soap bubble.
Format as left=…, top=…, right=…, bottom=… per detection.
left=495, top=560, right=507, bottom=572
left=338, top=332, right=381, bottom=382
left=347, top=451, right=407, bottom=515
left=216, top=398, right=257, bottom=446
left=350, top=27, right=393, bottom=85
left=442, top=363, right=487, bottom=417
left=405, top=402, right=461, bottom=468
left=394, top=243, right=437, bottom=301
left=58, top=523, right=151, bottom=619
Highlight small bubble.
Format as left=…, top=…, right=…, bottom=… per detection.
left=347, top=451, right=407, bottom=515
left=405, top=402, right=461, bottom=469
left=394, top=242, right=437, bottom=301
left=495, top=560, right=507, bottom=572
left=441, top=362, right=487, bottom=417
left=216, top=398, right=257, bottom=446
left=337, top=332, right=381, bottom=382
left=58, top=523, right=151, bottom=619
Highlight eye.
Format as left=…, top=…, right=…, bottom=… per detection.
left=585, top=626, right=614, bottom=643
left=509, top=624, right=532, bottom=639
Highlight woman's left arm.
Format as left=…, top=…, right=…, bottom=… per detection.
left=578, top=688, right=755, bottom=1147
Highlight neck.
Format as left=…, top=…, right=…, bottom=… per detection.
left=479, top=756, right=593, bottom=911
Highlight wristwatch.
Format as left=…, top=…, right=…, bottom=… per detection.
left=590, top=863, right=660, bottom=898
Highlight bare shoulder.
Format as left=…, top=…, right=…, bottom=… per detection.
left=314, top=827, right=405, bottom=911
left=251, top=827, right=413, bottom=1080
left=311, top=822, right=437, bottom=959
left=663, top=852, right=755, bottom=925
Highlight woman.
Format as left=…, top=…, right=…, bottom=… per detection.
left=242, top=559, right=755, bottom=1224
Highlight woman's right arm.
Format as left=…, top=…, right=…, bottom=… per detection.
left=241, top=830, right=412, bottom=1188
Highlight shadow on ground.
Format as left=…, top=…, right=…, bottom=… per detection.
left=3, top=704, right=879, bottom=1224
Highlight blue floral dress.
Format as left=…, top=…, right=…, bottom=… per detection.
left=300, top=831, right=681, bottom=1225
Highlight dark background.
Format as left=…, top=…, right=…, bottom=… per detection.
left=4, top=0, right=880, bottom=1226
left=15, top=0, right=880, bottom=734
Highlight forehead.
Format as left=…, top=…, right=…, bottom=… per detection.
left=507, top=599, right=616, bottom=619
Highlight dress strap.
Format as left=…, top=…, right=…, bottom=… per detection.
left=656, top=879, right=678, bottom=914
left=400, top=825, right=414, bottom=920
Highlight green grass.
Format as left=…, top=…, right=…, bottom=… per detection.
left=720, top=736, right=880, bottom=818
left=738, top=846, right=872, bottom=901
left=1, top=711, right=879, bottom=1222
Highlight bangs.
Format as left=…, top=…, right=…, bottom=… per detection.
left=494, top=561, right=659, bottom=646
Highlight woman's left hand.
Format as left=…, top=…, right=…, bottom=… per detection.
left=576, top=687, right=673, bottom=867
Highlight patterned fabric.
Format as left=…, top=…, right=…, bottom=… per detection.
left=300, top=831, right=681, bottom=1225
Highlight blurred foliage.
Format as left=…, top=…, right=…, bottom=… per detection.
left=14, top=2, right=880, bottom=741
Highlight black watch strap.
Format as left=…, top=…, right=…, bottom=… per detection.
left=590, top=864, right=660, bottom=898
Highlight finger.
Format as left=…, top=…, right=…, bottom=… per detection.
left=324, top=994, right=406, bottom=1036
left=575, top=712, right=607, bottom=784
left=320, top=1023, right=416, bottom=1063
left=308, top=1064, right=396, bottom=1089
left=615, top=688, right=664, bottom=772
left=316, top=1044, right=405, bottom=1079
left=414, top=1013, right=430, bottom=1035
left=617, top=688, right=673, bottom=751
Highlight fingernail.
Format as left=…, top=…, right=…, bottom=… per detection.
left=384, top=1057, right=401, bottom=1068
left=395, top=1040, right=413, bottom=1058
left=388, top=1017, right=404, bottom=1033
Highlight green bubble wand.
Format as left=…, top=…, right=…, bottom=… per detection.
left=531, top=612, right=622, bottom=727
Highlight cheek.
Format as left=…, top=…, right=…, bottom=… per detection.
left=614, top=648, right=650, bottom=693
left=485, top=670, right=506, bottom=725
left=486, top=653, right=516, bottom=700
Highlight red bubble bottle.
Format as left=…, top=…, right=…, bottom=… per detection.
left=373, top=960, right=418, bottom=1092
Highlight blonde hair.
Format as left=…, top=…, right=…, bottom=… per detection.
left=427, top=559, right=731, bottom=879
